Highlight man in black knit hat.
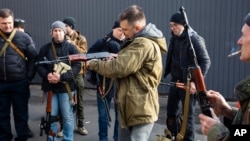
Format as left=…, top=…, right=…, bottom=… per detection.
left=164, top=12, right=211, bottom=141
left=60, top=17, right=88, bottom=136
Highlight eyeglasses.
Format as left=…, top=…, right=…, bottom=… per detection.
left=14, top=18, right=25, bottom=23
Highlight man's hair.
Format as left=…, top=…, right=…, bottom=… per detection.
left=0, top=8, right=14, bottom=18
left=118, top=5, right=146, bottom=26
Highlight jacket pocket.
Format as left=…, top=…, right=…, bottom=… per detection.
left=125, top=87, right=157, bottom=124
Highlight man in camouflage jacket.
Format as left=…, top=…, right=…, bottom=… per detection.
left=199, top=13, right=250, bottom=141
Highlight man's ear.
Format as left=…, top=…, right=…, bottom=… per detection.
left=135, top=24, right=142, bottom=32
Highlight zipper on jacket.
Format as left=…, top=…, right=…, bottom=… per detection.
left=3, top=52, right=6, bottom=81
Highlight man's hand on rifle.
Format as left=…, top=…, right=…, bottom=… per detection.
left=204, top=90, right=232, bottom=117
left=48, top=72, right=60, bottom=84
left=173, top=82, right=196, bottom=94
left=190, top=82, right=197, bottom=94
left=86, top=53, right=118, bottom=69
left=199, top=108, right=220, bottom=135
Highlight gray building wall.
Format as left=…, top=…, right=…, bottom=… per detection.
left=1, top=0, right=250, bottom=99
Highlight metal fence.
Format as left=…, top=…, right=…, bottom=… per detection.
left=1, top=0, right=250, bottom=99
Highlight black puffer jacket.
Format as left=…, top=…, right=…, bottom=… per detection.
left=0, top=30, right=38, bottom=82
left=164, top=28, right=211, bottom=82
left=36, top=39, right=81, bottom=94
left=87, top=31, right=122, bottom=85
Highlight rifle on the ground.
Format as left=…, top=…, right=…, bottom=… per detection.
left=40, top=91, right=57, bottom=141
left=35, top=52, right=113, bottom=65
left=179, top=6, right=212, bottom=117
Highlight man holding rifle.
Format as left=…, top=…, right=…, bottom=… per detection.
left=86, top=5, right=167, bottom=141
left=199, top=13, right=250, bottom=141
left=87, top=20, right=125, bottom=141
left=36, top=21, right=80, bottom=141
left=163, top=11, right=211, bottom=141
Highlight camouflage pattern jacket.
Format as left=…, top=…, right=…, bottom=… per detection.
left=208, top=76, right=250, bottom=141
left=66, top=30, right=87, bottom=75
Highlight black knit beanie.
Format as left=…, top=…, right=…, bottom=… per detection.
left=112, top=20, right=120, bottom=29
left=63, top=17, right=76, bottom=29
left=244, top=13, right=250, bottom=27
left=170, top=12, right=185, bottom=25
left=14, top=18, right=25, bottom=28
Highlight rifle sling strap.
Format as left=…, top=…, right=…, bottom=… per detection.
left=176, top=74, right=191, bottom=141
left=51, top=43, right=75, bottom=105
left=0, top=29, right=25, bottom=59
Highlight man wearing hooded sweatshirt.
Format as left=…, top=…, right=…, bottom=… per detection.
left=86, top=5, right=167, bottom=141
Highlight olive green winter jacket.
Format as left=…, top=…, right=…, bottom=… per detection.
left=88, top=23, right=167, bottom=128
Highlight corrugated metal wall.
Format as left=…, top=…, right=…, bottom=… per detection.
left=1, top=0, right=250, bottom=99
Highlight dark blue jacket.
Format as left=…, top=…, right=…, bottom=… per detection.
left=36, top=39, right=81, bottom=93
left=87, top=31, right=123, bottom=85
left=88, top=32, right=121, bottom=53
left=164, top=28, right=211, bottom=82
left=0, top=30, right=38, bottom=82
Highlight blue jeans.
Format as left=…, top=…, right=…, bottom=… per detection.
left=119, top=123, right=154, bottom=141
left=0, top=79, right=30, bottom=141
left=97, top=85, right=119, bottom=141
left=166, top=86, right=196, bottom=141
left=48, top=92, right=74, bottom=141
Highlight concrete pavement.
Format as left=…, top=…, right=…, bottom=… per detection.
left=10, top=84, right=236, bottom=141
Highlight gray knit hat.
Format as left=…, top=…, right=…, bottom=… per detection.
left=51, top=21, right=66, bottom=33
left=244, top=13, right=250, bottom=27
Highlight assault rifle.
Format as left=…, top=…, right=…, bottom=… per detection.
left=35, top=52, right=114, bottom=65
left=180, top=6, right=212, bottom=117
left=40, top=91, right=57, bottom=141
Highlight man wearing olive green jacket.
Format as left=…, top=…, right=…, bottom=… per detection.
left=86, top=5, right=167, bottom=141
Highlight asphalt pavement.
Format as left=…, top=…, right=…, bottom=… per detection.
left=10, top=84, right=236, bottom=141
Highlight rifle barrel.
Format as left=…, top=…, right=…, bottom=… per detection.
left=35, top=52, right=112, bottom=65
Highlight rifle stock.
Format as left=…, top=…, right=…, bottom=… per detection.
left=40, top=91, right=57, bottom=140
left=46, top=91, right=52, bottom=113
left=191, top=67, right=212, bottom=117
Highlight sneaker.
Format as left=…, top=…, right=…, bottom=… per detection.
left=77, top=127, right=88, bottom=135
left=57, top=129, right=63, bottom=138
left=27, top=126, right=34, bottom=138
